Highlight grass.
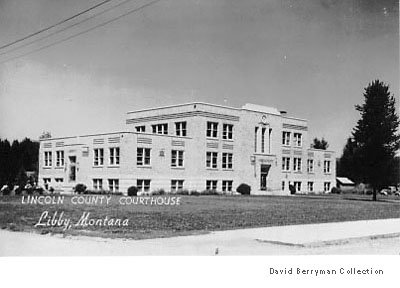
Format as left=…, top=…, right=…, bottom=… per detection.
left=0, top=194, right=399, bottom=240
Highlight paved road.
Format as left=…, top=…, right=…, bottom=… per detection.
left=1, top=218, right=400, bottom=255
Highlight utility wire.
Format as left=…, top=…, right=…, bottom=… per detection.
left=0, top=0, right=113, bottom=50
left=0, top=0, right=136, bottom=58
left=0, top=0, right=161, bottom=64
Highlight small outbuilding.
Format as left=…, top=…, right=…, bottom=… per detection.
left=336, top=177, right=355, bottom=192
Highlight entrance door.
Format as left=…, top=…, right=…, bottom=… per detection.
left=69, top=156, right=77, bottom=182
left=260, top=164, right=271, bottom=191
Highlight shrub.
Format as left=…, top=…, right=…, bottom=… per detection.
left=151, top=189, right=166, bottom=196
left=202, top=189, right=219, bottom=195
left=189, top=190, right=200, bottom=196
left=74, top=183, right=87, bottom=194
left=176, top=189, right=189, bottom=195
left=236, top=183, right=251, bottom=195
left=1, top=185, right=11, bottom=196
left=127, top=186, right=138, bottom=196
left=330, top=187, right=341, bottom=194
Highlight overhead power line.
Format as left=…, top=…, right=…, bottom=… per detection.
left=0, top=0, right=113, bottom=51
left=0, top=0, right=136, bottom=58
left=0, top=0, right=161, bottom=64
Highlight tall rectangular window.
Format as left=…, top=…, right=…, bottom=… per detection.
left=282, top=131, right=291, bottom=146
left=109, top=147, right=120, bottom=166
left=44, top=151, right=52, bottom=167
left=282, top=157, right=290, bottom=171
left=93, top=148, right=104, bottom=166
left=93, top=179, right=103, bottom=190
left=282, top=181, right=285, bottom=191
left=55, top=151, right=64, bottom=167
left=137, top=148, right=151, bottom=166
left=294, top=181, right=302, bottom=192
left=293, top=157, right=302, bottom=172
left=152, top=123, right=168, bottom=135
left=261, top=127, right=266, bottom=153
left=135, top=126, right=145, bottom=133
left=222, top=153, right=233, bottom=169
left=171, top=180, right=184, bottom=192
left=324, top=160, right=331, bottom=173
left=293, top=133, right=302, bottom=147
left=206, top=152, right=218, bottom=168
left=108, top=179, right=119, bottom=192
left=222, top=124, right=233, bottom=140
left=206, top=180, right=217, bottom=191
left=307, top=181, right=314, bottom=192
left=137, top=179, right=151, bottom=192
left=175, top=122, right=187, bottom=136
left=222, top=180, right=233, bottom=192
left=171, top=150, right=184, bottom=167
left=206, top=122, right=218, bottom=138
left=254, top=127, right=259, bottom=152
left=324, top=182, right=331, bottom=192
left=307, top=159, right=314, bottom=173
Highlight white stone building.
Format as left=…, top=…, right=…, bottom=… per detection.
left=38, top=102, right=335, bottom=195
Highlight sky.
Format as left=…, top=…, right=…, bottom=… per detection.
left=0, top=0, right=398, bottom=155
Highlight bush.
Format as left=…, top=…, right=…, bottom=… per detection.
left=127, top=186, right=138, bottom=196
left=331, top=187, right=341, bottom=194
left=189, top=190, right=200, bottom=196
left=151, top=189, right=166, bottom=196
left=202, top=189, right=219, bottom=195
left=236, top=183, right=251, bottom=195
left=176, top=189, right=189, bottom=195
left=74, top=184, right=87, bottom=194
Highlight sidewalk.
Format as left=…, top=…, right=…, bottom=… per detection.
left=1, top=218, right=400, bottom=256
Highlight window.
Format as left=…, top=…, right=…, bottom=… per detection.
left=206, top=122, right=218, bottom=138
left=261, top=127, right=266, bottom=153
left=254, top=127, right=258, bottom=152
left=137, top=179, right=151, bottom=192
left=171, top=150, right=184, bottom=167
left=109, top=147, right=120, bottom=166
left=108, top=179, right=119, bottom=192
left=282, top=131, right=291, bottom=146
left=175, top=122, right=187, bottom=136
left=55, top=178, right=63, bottom=183
left=206, top=152, right=218, bottom=168
left=222, top=124, right=233, bottom=140
left=293, top=157, right=302, bottom=172
left=222, top=180, right=233, bottom=192
left=294, top=181, right=302, bottom=192
left=324, top=182, right=331, bottom=192
left=152, top=123, right=168, bottom=135
left=307, top=181, right=314, bottom=192
left=135, top=126, right=145, bottom=133
left=56, top=151, right=64, bottom=167
left=44, top=151, right=52, bottom=167
left=171, top=180, right=184, bottom=192
left=43, top=178, right=51, bottom=190
left=307, top=159, right=314, bottom=173
left=282, top=157, right=290, bottom=171
left=137, top=148, right=151, bottom=166
left=93, top=148, right=104, bottom=166
left=282, top=181, right=285, bottom=191
left=324, top=160, right=331, bottom=173
left=206, top=180, right=217, bottom=191
left=293, top=133, right=302, bottom=147
left=93, top=179, right=103, bottom=190
left=222, top=153, right=233, bottom=169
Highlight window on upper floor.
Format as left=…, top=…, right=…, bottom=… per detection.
left=293, top=133, right=302, bottom=147
left=293, top=157, right=302, bottom=172
left=206, top=151, right=218, bottom=168
left=175, top=122, right=187, bottom=137
left=152, top=123, right=168, bottom=135
left=307, top=159, right=314, bottom=173
left=324, top=160, right=331, bottom=173
left=135, top=126, right=145, bottom=133
left=282, top=131, right=291, bottom=146
left=282, top=157, right=290, bottom=171
left=171, top=150, right=184, bottom=167
left=109, top=147, right=120, bottom=166
left=222, top=124, right=233, bottom=140
left=137, top=148, right=151, bottom=166
left=206, top=122, right=218, bottom=138
left=222, top=153, right=233, bottom=169
left=44, top=151, right=52, bottom=167
left=93, top=148, right=104, bottom=166
left=55, top=150, right=64, bottom=167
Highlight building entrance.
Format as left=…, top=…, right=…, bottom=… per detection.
left=260, top=164, right=271, bottom=191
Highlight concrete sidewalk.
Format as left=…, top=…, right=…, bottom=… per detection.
left=1, top=218, right=400, bottom=255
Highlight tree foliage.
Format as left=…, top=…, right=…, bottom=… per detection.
left=312, top=137, right=329, bottom=150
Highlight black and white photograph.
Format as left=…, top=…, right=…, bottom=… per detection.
left=0, top=0, right=399, bottom=270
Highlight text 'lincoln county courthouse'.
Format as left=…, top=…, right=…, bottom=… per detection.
left=39, top=103, right=336, bottom=195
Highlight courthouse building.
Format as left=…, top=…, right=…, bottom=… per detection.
left=38, top=102, right=335, bottom=195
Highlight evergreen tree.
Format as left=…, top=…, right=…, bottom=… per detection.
left=312, top=137, right=329, bottom=150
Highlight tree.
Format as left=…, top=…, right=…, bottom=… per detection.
left=352, top=80, right=400, bottom=201
left=312, top=137, right=329, bottom=150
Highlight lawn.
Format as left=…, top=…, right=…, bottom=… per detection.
left=0, top=194, right=400, bottom=240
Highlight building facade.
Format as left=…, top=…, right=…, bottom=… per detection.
left=38, top=102, right=335, bottom=195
